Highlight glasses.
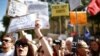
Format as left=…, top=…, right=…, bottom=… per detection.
left=2, top=39, right=11, bottom=43
left=16, top=43, right=28, bottom=48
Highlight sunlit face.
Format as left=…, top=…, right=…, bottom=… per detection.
left=77, top=47, right=89, bottom=56
left=61, top=40, right=66, bottom=48
left=2, top=37, right=13, bottom=49
left=16, top=45, right=28, bottom=56
left=47, top=38, right=53, bottom=45
left=66, top=41, right=72, bottom=50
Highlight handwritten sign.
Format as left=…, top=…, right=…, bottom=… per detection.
left=7, top=13, right=37, bottom=33
left=8, top=1, right=27, bottom=17
left=7, top=13, right=50, bottom=33
left=51, top=4, right=69, bottom=16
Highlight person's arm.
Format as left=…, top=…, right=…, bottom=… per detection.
left=34, top=20, right=53, bottom=56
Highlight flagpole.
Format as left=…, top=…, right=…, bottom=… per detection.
left=59, top=16, right=62, bottom=34
left=75, top=9, right=78, bottom=35
left=75, top=9, right=81, bottom=38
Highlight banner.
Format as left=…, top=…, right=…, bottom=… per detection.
left=51, top=4, right=69, bottom=17
left=7, top=1, right=27, bottom=17
left=68, top=0, right=81, bottom=10
left=70, top=11, right=87, bottom=25
left=7, top=13, right=50, bottom=33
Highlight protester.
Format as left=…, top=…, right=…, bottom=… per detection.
left=47, top=37, right=53, bottom=46
left=52, top=40, right=61, bottom=56
left=65, top=37, right=73, bottom=56
left=34, top=20, right=53, bottom=56
left=89, top=39, right=100, bottom=56
left=0, top=33, right=15, bottom=56
left=14, top=37, right=34, bottom=56
left=59, top=40, right=66, bottom=56
left=76, top=40, right=90, bottom=56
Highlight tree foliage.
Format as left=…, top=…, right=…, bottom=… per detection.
left=2, top=16, right=11, bottom=32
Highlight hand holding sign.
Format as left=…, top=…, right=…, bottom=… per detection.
left=34, top=20, right=43, bottom=39
left=7, top=13, right=50, bottom=33
left=35, top=20, right=41, bottom=29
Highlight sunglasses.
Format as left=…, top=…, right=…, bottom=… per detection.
left=16, top=43, right=28, bottom=48
left=2, top=39, right=11, bottom=43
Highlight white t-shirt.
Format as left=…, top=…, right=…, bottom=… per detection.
left=58, top=34, right=67, bottom=40
left=0, top=49, right=14, bottom=56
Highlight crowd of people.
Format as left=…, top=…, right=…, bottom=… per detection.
left=0, top=20, right=100, bottom=56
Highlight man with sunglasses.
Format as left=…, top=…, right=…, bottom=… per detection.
left=0, top=33, right=15, bottom=56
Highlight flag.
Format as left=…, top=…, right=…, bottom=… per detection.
left=87, top=0, right=100, bottom=15
left=70, top=11, right=87, bottom=25
left=84, top=28, right=90, bottom=39
left=84, top=27, right=91, bottom=44
left=96, top=0, right=100, bottom=8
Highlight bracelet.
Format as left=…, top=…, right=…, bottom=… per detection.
left=39, top=36, right=43, bottom=40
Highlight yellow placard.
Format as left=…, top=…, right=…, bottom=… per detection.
left=51, top=4, right=69, bottom=17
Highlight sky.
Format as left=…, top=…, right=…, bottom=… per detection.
left=0, top=0, right=8, bottom=31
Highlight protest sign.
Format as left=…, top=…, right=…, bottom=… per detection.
left=7, top=13, right=50, bottom=33
left=26, top=1, right=48, bottom=15
left=26, top=1, right=49, bottom=28
left=68, top=0, right=81, bottom=10
left=7, top=1, right=27, bottom=17
left=51, top=4, right=69, bottom=17
left=13, top=0, right=39, bottom=4
left=70, top=11, right=87, bottom=25
left=7, top=13, right=37, bottom=33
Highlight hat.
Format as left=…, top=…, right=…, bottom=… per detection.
left=77, top=40, right=89, bottom=48
left=66, top=37, right=73, bottom=42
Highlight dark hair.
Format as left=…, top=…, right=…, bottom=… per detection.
left=89, top=39, right=100, bottom=55
left=53, top=40, right=61, bottom=46
left=90, top=39, right=100, bottom=51
left=90, top=39, right=100, bottom=49
left=14, top=38, right=34, bottom=56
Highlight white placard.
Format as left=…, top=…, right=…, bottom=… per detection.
left=37, top=14, right=50, bottom=29
left=27, top=1, right=49, bottom=29
left=27, top=1, right=49, bottom=15
left=8, top=1, right=27, bottom=17
left=12, top=0, right=39, bottom=4
left=7, top=13, right=50, bottom=33
left=68, top=0, right=81, bottom=10
left=7, top=13, right=37, bottom=33
left=18, top=1, right=50, bottom=29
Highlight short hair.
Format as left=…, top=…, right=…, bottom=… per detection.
left=1, top=33, right=15, bottom=43
left=14, top=38, right=34, bottom=56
